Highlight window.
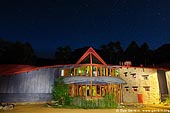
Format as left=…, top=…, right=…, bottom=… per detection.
left=143, top=86, right=150, bottom=91
left=71, top=68, right=74, bottom=76
left=124, top=86, right=129, bottom=91
left=132, top=86, right=138, bottom=91
left=142, top=75, right=149, bottom=80
left=61, top=69, right=64, bottom=76
left=124, top=72, right=128, bottom=77
left=131, top=73, right=136, bottom=78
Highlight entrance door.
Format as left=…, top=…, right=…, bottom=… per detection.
left=138, top=94, right=143, bottom=103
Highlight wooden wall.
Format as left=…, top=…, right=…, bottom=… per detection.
left=0, top=67, right=59, bottom=102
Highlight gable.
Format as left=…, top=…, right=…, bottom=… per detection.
left=76, top=47, right=107, bottom=65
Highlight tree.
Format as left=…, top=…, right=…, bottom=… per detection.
left=114, top=41, right=124, bottom=64
left=99, top=41, right=116, bottom=64
left=55, top=46, right=72, bottom=64
left=154, top=44, right=170, bottom=64
left=123, top=41, right=142, bottom=66
left=140, top=42, right=153, bottom=66
left=0, top=39, right=37, bottom=65
left=51, top=78, right=71, bottom=106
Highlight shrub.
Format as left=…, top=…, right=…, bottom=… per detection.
left=51, top=77, right=72, bottom=106
left=71, top=94, right=117, bottom=109
left=164, top=97, right=170, bottom=105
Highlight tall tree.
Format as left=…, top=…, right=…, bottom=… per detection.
left=154, top=44, right=170, bottom=64
left=99, top=41, right=115, bottom=64
left=114, top=41, right=124, bottom=64
left=0, top=39, right=36, bottom=65
left=140, top=42, right=153, bottom=66
left=123, top=41, right=142, bottom=66
left=55, top=46, right=72, bottom=64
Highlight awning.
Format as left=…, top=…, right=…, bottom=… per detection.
left=63, top=76, right=126, bottom=84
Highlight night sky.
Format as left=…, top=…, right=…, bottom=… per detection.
left=0, top=0, right=170, bottom=58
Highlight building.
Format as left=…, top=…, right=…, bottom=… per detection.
left=0, top=47, right=169, bottom=104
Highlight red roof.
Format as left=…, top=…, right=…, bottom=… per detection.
left=0, top=64, right=40, bottom=76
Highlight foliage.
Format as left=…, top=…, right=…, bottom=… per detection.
left=163, top=97, right=170, bottom=105
left=71, top=94, right=117, bottom=109
left=51, top=78, right=72, bottom=106
left=0, top=39, right=37, bottom=65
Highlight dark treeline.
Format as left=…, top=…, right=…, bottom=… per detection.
left=1, top=38, right=170, bottom=67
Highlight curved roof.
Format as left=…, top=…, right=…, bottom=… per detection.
left=63, top=76, right=126, bottom=84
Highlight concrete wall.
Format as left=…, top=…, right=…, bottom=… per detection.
left=0, top=67, right=59, bottom=102
left=120, top=67, right=160, bottom=104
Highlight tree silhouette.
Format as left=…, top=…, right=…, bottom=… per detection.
left=140, top=42, right=153, bottom=66
left=123, top=41, right=142, bottom=66
left=0, top=39, right=36, bottom=65
left=55, top=46, right=72, bottom=64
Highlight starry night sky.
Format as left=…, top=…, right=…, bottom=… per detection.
left=0, top=0, right=170, bottom=58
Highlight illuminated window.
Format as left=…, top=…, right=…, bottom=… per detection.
left=98, top=68, right=100, bottom=76
left=124, top=72, right=128, bottom=77
left=131, top=73, right=136, bottom=78
left=142, top=75, right=149, bottom=80
left=71, top=68, right=74, bottom=76
left=124, top=86, right=129, bottom=91
left=115, top=69, right=119, bottom=77
left=132, top=86, right=138, bottom=91
left=143, top=86, right=150, bottom=91
left=61, top=69, right=64, bottom=76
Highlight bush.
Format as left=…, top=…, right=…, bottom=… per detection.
left=51, top=78, right=72, bottom=106
left=71, top=94, right=117, bottom=109
left=164, top=97, right=170, bottom=105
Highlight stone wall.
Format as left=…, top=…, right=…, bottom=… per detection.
left=120, top=67, right=160, bottom=104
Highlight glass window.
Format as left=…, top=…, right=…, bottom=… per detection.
left=92, top=85, right=96, bottom=96
left=98, top=67, right=100, bottom=76
left=86, top=66, right=90, bottom=76
left=131, top=73, right=136, bottom=78
left=124, top=72, right=128, bottom=77
left=132, top=86, right=138, bottom=91
left=101, top=86, right=106, bottom=96
left=115, top=69, right=119, bottom=77
left=92, top=66, right=97, bottom=76
left=78, top=67, right=81, bottom=76
left=102, top=68, right=105, bottom=76
left=143, top=86, right=150, bottom=91
left=142, top=75, right=149, bottom=80
left=71, top=68, right=74, bottom=76
left=87, top=85, right=90, bottom=96
left=82, top=85, right=86, bottom=96
left=81, top=67, right=85, bottom=76
left=124, top=86, right=129, bottom=91
left=97, top=85, right=100, bottom=96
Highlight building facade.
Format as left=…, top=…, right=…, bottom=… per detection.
left=0, top=47, right=169, bottom=104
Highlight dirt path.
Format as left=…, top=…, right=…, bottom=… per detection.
left=0, top=104, right=169, bottom=113
left=0, top=104, right=118, bottom=113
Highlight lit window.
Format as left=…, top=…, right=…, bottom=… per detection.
left=124, top=86, right=129, bottom=91
left=142, top=75, right=149, bottom=80
left=61, top=69, right=64, bottom=76
left=124, top=72, right=128, bottom=77
left=132, top=86, right=138, bottom=91
left=143, top=86, right=150, bottom=91
left=131, top=73, right=136, bottom=78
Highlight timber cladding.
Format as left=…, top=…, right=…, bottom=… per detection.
left=0, top=67, right=59, bottom=102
